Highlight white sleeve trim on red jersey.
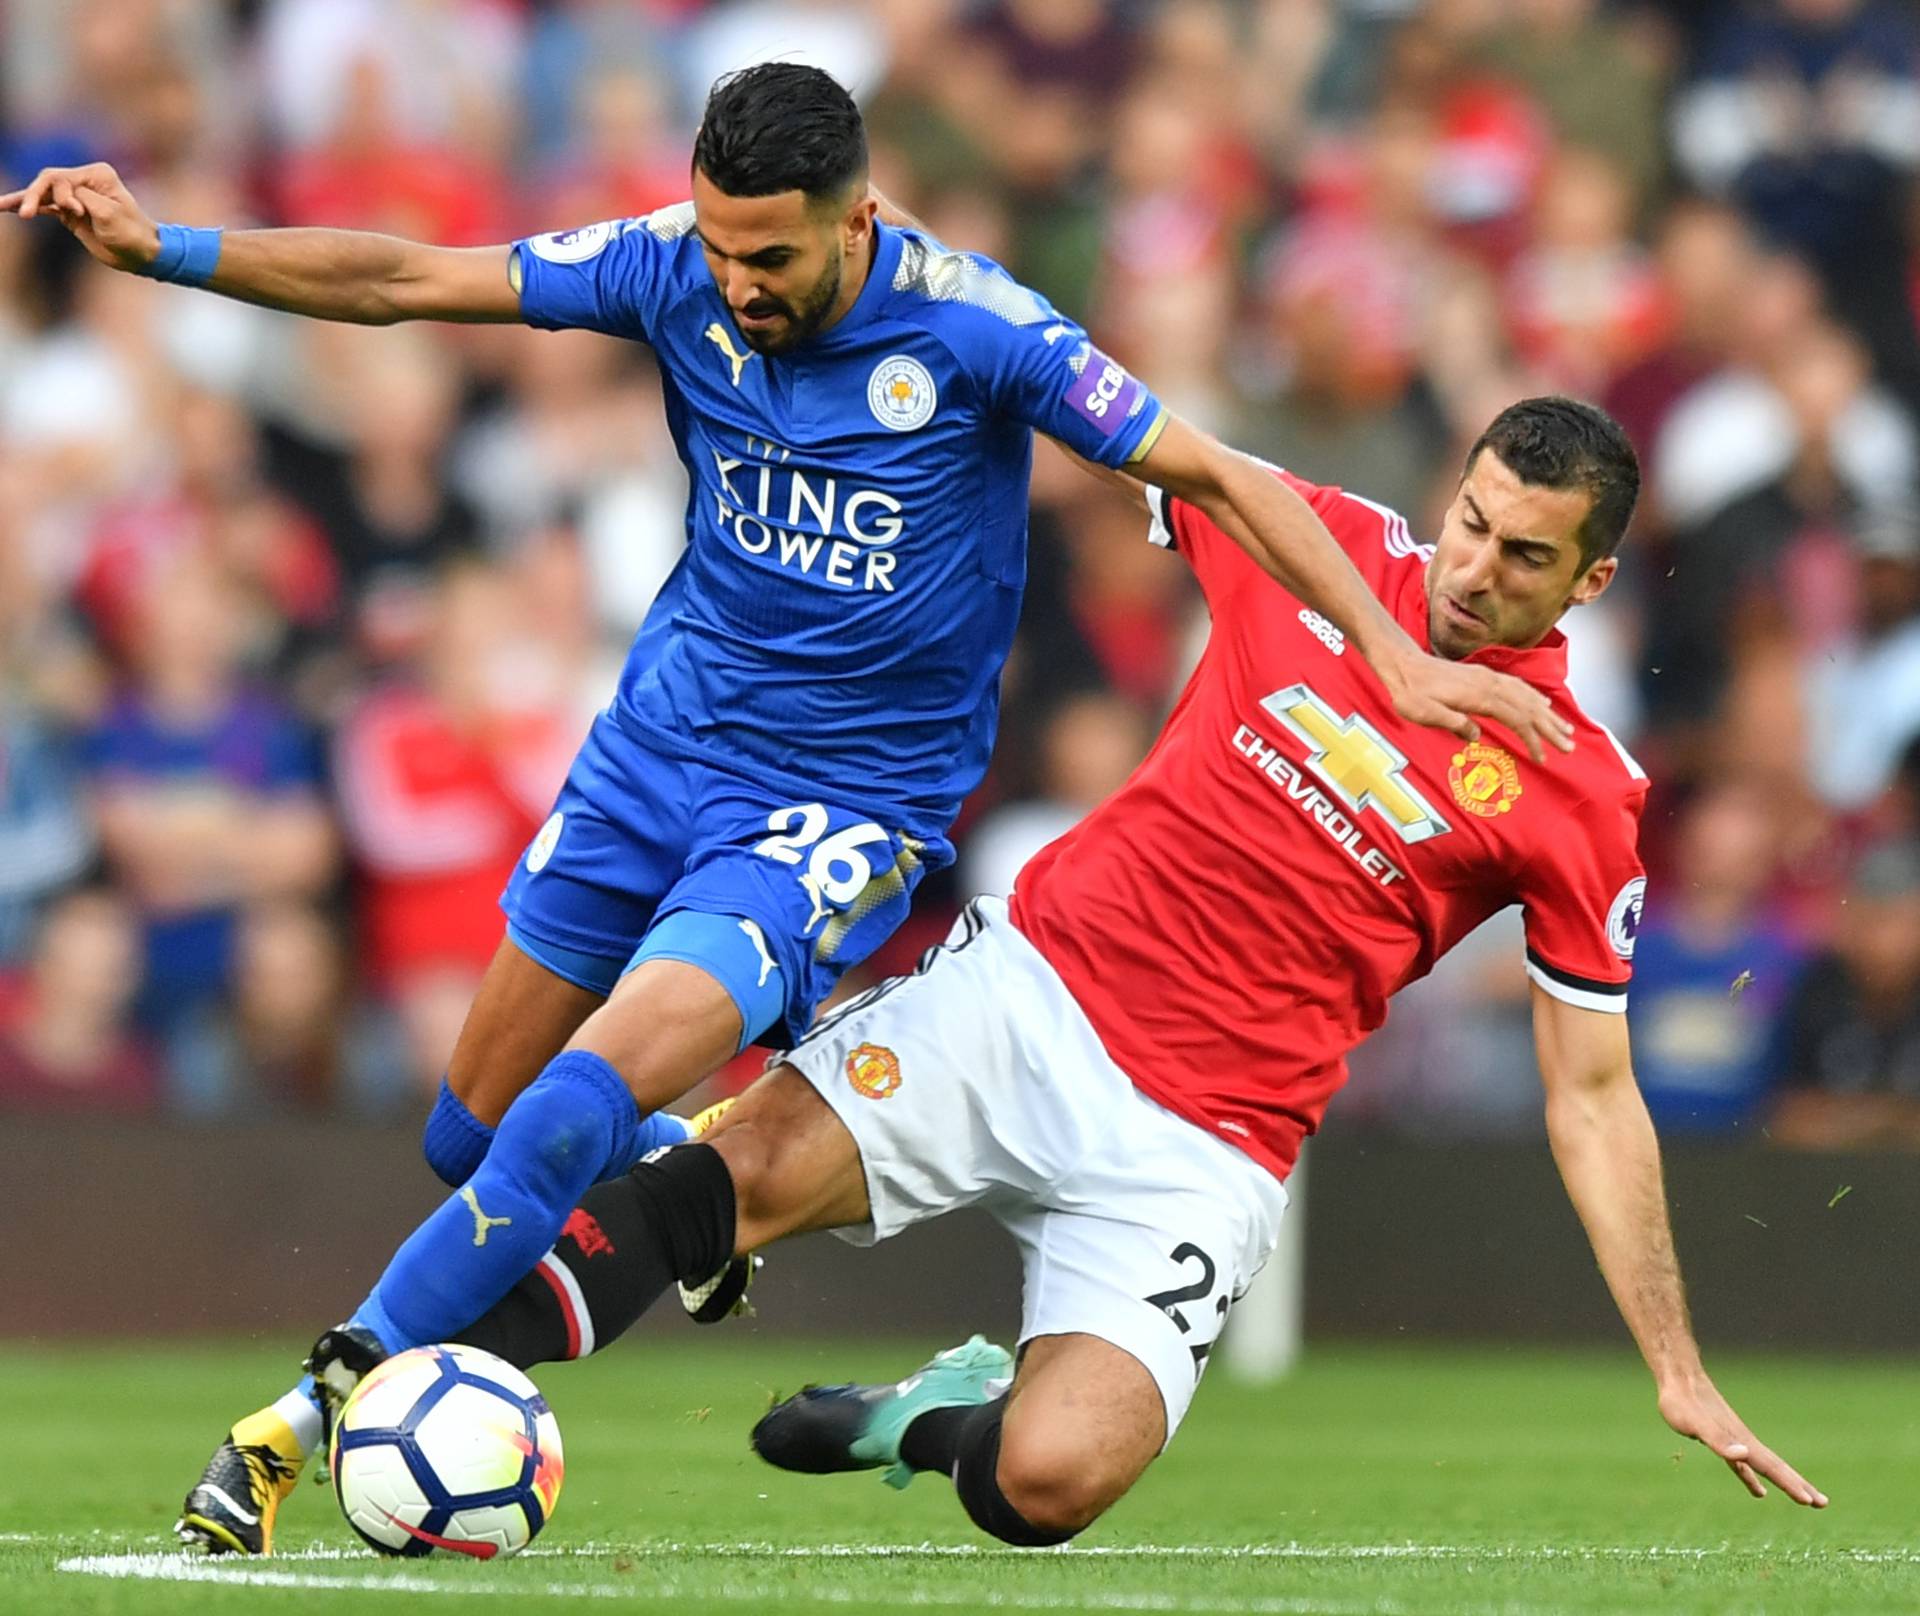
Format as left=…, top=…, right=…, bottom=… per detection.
left=1343, top=489, right=1432, bottom=562
left=1594, top=721, right=1649, bottom=782
left=1525, top=950, right=1629, bottom=1014
left=1145, top=485, right=1175, bottom=549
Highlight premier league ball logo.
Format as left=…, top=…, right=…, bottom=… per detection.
left=1607, top=877, right=1646, bottom=960
left=528, top=221, right=617, bottom=263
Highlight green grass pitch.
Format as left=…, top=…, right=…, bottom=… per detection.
left=6, top=1335, right=1916, bottom=1614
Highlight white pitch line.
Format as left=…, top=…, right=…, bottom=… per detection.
left=636, top=1543, right=1734, bottom=1562
left=38, top=1540, right=1920, bottom=1565
left=45, top=1555, right=1624, bottom=1616
left=53, top=1544, right=1920, bottom=1616
left=564, top=1542, right=1920, bottom=1566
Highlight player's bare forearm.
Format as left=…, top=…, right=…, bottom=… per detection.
left=1204, top=444, right=1412, bottom=666
left=1533, top=987, right=1824, bottom=1506
left=1134, top=420, right=1413, bottom=665
left=207, top=231, right=519, bottom=324
left=1541, top=1040, right=1701, bottom=1386
left=1125, top=418, right=1573, bottom=760
left=2, top=162, right=519, bottom=324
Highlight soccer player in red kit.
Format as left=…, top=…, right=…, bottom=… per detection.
left=397, top=397, right=1827, bottom=1545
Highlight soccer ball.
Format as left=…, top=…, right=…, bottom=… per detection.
left=328, top=1343, right=564, bottom=1559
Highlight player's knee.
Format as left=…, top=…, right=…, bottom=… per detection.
left=515, top=1092, right=600, bottom=1177
left=991, top=1432, right=1114, bottom=1537
left=708, top=1121, right=811, bottom=1253
left=497, top=1052, right=640, bottom=1194
left=705, top=1071, right=869, bottom=1251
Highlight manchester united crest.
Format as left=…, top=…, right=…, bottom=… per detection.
left=1447, top=742, right=1522, bottom=818
left=845, top=1042, right=902, bottom=1100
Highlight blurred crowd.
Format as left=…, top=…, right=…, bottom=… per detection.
left=2, top=0, right=1918, bottom=1148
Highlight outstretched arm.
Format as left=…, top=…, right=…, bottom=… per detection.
left=1, top=162, right=520, bottom=325
left=1122, top=417, right=1573, bottom=762
left=1532, top=986, right=1827, bottom=1507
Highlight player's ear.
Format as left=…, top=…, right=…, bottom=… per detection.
left=841, top=187, right=877, bottom=250
left=1568, top=554, right=1617, bottom=608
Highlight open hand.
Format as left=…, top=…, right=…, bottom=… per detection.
left=1659, top=1374, right=1827, bottom=1507
left=0, top=162, right=159, bottom=273
left=1379, top=649, right=1574, bottom=764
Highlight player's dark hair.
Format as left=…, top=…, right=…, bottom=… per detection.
left=1465, top=397, right=1640, bottom=572
left=692, top=63, right=867, bottom=204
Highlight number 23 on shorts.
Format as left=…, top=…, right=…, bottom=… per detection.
left=1146, top=1242, right=1233, bottom=1379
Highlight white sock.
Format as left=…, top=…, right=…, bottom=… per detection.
left=271, top=1386, right=323, bottom=1458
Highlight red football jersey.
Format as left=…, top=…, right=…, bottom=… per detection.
left=1009, top=472, right=1649, bottom=1182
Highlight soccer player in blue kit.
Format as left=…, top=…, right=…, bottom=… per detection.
left=5, top=65, right=1567, bottom=1554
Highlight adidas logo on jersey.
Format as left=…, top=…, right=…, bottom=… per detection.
left=1298, top=609, right=1346, bottom=655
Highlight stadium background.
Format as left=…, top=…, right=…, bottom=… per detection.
left=1, top=0, right=1917, bottom=1352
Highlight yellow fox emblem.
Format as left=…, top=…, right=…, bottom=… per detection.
left=704, top=322, right=754, bottom=386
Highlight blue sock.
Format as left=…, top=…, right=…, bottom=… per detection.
left=422, top=1076, right=494, bottom=1187
left=616, top=1109, right=691, bottom=1173
left=422, top=1072, right=687, bottom=1190
left=353, top=1051, right=642, bottom=1353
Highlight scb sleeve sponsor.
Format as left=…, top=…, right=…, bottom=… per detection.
left=512, top=208, right=688, bottom=343
left=981, top=306, right=1168, bottom=469
left=1516, top=783, right=1649, bottom=1014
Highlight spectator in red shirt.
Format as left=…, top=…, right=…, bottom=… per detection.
left=530, top=63, right=686, bottom=232
left=77, top=387, right=339, bottom=664
left=333, top=562, right=577, bottom=1072
left=1504, top=147, right=1665, bottom=395
left=273, top=53, right=506, bottom=246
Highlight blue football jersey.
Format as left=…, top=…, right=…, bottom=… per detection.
left=512, top=208, right=1167, bottom=834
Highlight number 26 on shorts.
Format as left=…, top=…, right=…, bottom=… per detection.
left=754, top=803, right=889, bottom=929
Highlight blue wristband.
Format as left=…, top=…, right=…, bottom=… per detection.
left=145, top=222, right=223, bottom=287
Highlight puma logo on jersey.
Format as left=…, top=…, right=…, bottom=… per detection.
left=705, top=322, right=754, bottom=386
left=459, top=1186, right=513, bottom=1247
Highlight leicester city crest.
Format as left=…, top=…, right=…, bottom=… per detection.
left=526, top=812, right=565, bottom=873
left=867, top=355, right=937, bottom=432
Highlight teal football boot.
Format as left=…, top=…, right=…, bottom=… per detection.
left=751, top=1334, right=1014, bottom=1489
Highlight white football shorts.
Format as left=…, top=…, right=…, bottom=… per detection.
left=782, top=896, right=1289, bottom=1439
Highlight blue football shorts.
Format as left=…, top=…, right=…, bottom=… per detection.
left=499, top=707, right=949, bottom=1049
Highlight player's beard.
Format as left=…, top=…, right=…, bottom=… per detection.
left=736, top=255, right=844, bottom=355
